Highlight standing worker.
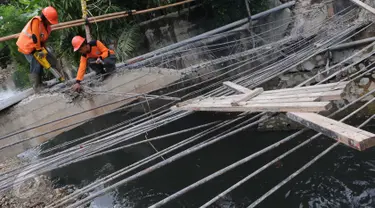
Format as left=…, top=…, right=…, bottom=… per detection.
left=71, top=35, right=116, bottom=92
left=16, top=6, right=59, bottom=92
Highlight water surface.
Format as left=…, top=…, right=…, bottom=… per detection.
left=41, top=110, right=375, bottom=208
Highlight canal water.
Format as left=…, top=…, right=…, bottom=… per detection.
left=40, top=108, right=375, bottom=208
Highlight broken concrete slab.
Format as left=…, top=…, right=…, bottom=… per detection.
left=0, top=67, right=182, bottom=161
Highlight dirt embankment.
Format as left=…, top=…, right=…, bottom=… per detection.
left=0, top=158, right=79, bottom=208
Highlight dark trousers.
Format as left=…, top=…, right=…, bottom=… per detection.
left=88, top=54, right=117, bottom=75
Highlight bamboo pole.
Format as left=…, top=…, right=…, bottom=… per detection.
left=0, top=0, right=195, bottom=42
left=81, top=0, right=92, bottom=41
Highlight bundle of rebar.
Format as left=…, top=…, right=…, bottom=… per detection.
left=0, top=3, right=371, bottom=208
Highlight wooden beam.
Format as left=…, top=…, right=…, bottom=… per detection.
left=232, top=88, right=264, bottom=106
left=223, top=81, right=251, bottom=93
left=176, top=102, right=332, bottom=113
left=263, top=82, right=348, bottom=94
left=253, top=90, right=343, bottom=101
left=196, top=97, right=319, bottom=106
left=175, top=96, right=204, bottom=107
left=173, top=90, right=343, bottom=109
left=286, top=112, right=375, bottom=151
left=350, top=0, right=375, bottom=15
left=240, top=97, right=318, bottom=104
left=262, top=86, right=345, bottom=96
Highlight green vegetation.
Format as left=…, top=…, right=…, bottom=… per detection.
left=0, top=0, right=269, bottom=88
left=0, top=1, right=39, bottom=88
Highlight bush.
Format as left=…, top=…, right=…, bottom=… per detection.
left=0, top=2, right=38, bottom=88
left=12, top=63, right=30, bottom=88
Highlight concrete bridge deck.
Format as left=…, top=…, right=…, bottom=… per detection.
left=0, top=68, right=181, bottom=161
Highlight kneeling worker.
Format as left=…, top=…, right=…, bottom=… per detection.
left=71, top=36, right=116, bottom=92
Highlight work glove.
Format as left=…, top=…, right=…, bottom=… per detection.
left=96, top=58, right=104, bottom=65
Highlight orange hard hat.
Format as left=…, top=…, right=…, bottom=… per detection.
left=72, top=36, right=86, bottom=52
left=42, top=6, right=58, bottom=25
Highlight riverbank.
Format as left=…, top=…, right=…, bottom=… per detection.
left=0, top=156, right=79, bottom=208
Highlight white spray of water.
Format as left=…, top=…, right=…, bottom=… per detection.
left=0, top=90, right=19, bottom=103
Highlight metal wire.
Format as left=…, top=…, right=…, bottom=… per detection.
left=149, top=83, right=375, bottom=208
left=58, top=18, right=362, bottom=206
left=0, top=5, right=364, bottom=207
left=248, top=108, right=375, bottom=208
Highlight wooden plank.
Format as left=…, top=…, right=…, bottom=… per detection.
left=173, top=91, right=342, bottom=108
left=286, top=112, right=375, bottom=151
left=287, top=112, right=375, bottom=139
left=239, top=97, right=319, bottom=104
left=175, top=96, right=205, bottom=107
left=195, top=90, right=342, bottom=105
left=232, top=88, right=264, bottom=106
left=350, top=0, right=375, bottom=15
left=223, top=81, right=251, bottom=94
left=262, top=87, right=345, bottom=96
left=327, top=119, right=375, bottom=138
left=175, top=102, right=331, bottom=113
left=253, top=90, right=343, bottom=101
left=263, top=82, right=348, bottom=94
left=196, top=90, right=343, bottom=105
left=197, top=97, right=319, bottom=106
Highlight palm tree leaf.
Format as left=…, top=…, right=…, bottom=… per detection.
left=116, top=24, right=141, bottom=62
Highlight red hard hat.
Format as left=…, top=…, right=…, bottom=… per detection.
left=72, top=36, right=86, bottom=52
left=42, top=6, right=58, bottom=25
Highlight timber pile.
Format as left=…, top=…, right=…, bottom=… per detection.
left=172, top=81, right=375, bottom=151
left=172, top=81, right=349, bottom=113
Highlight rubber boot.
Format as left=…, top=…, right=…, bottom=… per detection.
left=29, top=73, right=42, bottom=93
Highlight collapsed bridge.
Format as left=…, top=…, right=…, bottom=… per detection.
left=1, top=0, right=375, bottom=207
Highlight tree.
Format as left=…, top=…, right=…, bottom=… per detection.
left=0, top=0, right=269, bottom=88
left=0, top=1, right=40, bottom=88
left=39, top=0, right=141, bottom=64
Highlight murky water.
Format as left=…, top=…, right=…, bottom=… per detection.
left=40, top=110, right=375, bottom=208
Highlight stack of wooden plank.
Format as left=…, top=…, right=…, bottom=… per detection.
left=172, top=81, right=375, bottom=151
left=172, top=81, right=349, bottom=113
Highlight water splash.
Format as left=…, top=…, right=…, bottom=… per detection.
left=0, top=90, right=18, bottom=104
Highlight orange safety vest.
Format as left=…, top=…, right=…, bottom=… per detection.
left=76, top=40, right=115, bottom=81
left=16, top=16, right=52, bottom=55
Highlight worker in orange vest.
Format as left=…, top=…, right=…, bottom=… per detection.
left=16, top=6, right=59, bottom=91
left=71, top=35, right=116, bottom=92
